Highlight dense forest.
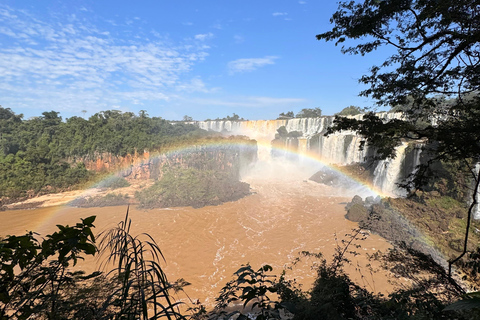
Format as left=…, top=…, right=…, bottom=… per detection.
left=0, top=107, right=208, bottom=199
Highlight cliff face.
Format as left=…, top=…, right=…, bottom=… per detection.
left=78, top=137, right=258, bottom=182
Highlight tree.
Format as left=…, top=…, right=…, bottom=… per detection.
left=318, top=0, right=480, bottom=274
left=335, top=106, right=364, bottom=116
left=277, top=111, right=295, bottom=119
left=226, top=113, right=241, bottom=121
left=183, top=115, right=193, bottom=122
left=295, top=108, right=322, bottom=118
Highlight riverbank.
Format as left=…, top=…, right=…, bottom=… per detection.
left=2, top=180, right=153, bottom=210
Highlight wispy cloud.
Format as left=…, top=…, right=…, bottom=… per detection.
left=0, top=5, right=211, bottom=113
left=228, top=56, right=278, bottom=74
left=194, top=32, right=214, bottom=41
left=272, top=12, right=288, bottom=16
left=298, top=1, right=307, bottom=4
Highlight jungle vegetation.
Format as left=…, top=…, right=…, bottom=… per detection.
left=0, top=108, right=208, bottom=199
left=135, top=166, right=250, bottom=209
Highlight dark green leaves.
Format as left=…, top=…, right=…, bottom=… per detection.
left=0, top=217, right=99, bottom=319
left=213, top=264, right=284, bottom=320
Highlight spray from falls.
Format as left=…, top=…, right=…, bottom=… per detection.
left=197, top=114, right=411, bottom=197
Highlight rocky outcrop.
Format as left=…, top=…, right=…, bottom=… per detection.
left=343, top=193, right=478, bottom=269
left=75, top=137, right=257, bottom=182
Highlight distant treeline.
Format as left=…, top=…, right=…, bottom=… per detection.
left=0, top=107, right=209, bottom=199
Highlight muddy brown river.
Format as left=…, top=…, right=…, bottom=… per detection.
left=0, top=167, right=392, bottom=306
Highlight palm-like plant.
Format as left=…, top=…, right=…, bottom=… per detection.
left=98, top=207, right=185, bottom=319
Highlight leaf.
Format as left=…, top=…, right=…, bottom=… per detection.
left=262, top=265, right=273, bottom=272
left=82, top=216, right=96, bottom=226
left=34, top=276, right=47, bottom=286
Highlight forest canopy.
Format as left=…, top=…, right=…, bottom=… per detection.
left=0, top=107, right=208, bottom=199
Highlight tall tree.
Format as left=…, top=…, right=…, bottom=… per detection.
left=317, top=0, right=480, bottom=274
left=295, top=107, right=322, bottom=118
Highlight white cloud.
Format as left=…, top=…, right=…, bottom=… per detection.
left=194, top=32, right=214, bottom=41
left=272, top=12, right=288, bottom=16
left=299, top=1, right=307, bottom=4
left=228, top=56, right=278, bottom=74
left=0, top=5, right=212, bottom=113
left=175, top=77, right=219, bottom=93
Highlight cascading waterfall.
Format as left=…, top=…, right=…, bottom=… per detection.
left=373, top=142, right=409, bottom=197
left=196, top=112, right=410, bottom=197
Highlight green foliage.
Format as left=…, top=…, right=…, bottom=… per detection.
left=3, top=212, right=480, bottom=319
left=277, top=111, right=295, bottom=119
left=98, top=209, right=185, bottom=319
left=0, top=107, right=210, bottom=199
left=0, top=216, right=97, bottom=319
left=317, top=3, right=480, bottom=278
left=136, top=166, right=250, bottom=209
left=335, top=106, right=364, bottom=116
left=275, top=126, right=303, bottom=140
left=295, top=108, right=322, bottom=118
left=317, top=0, right=479, bottom=108
left=0, top=211, right=188, bottom=319
left=214, top=113, right=245, bottom=121
left=207, top=230, right=479, bottom=320
left=210, top=264, right=288, bottom=320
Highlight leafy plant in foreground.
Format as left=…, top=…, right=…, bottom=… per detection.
left=0, top=216, right=97, bottom=319
left=98, top=208, right=185, bottom=319
left=210, top=264, right=290, bottom=320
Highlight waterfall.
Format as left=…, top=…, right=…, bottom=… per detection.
left=196, top=113, right=410, bottom=197
left=372, top=142, right=409, bottom=197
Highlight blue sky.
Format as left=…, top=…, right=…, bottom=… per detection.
left=0, top=1, right=391, bottom=120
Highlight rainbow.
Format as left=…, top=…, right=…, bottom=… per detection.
left=74, top=139, right=385, bottom=199
left=25, top=138, right=386, bottom=232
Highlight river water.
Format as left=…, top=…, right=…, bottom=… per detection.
left=0, top=163, right=392, bottom=306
